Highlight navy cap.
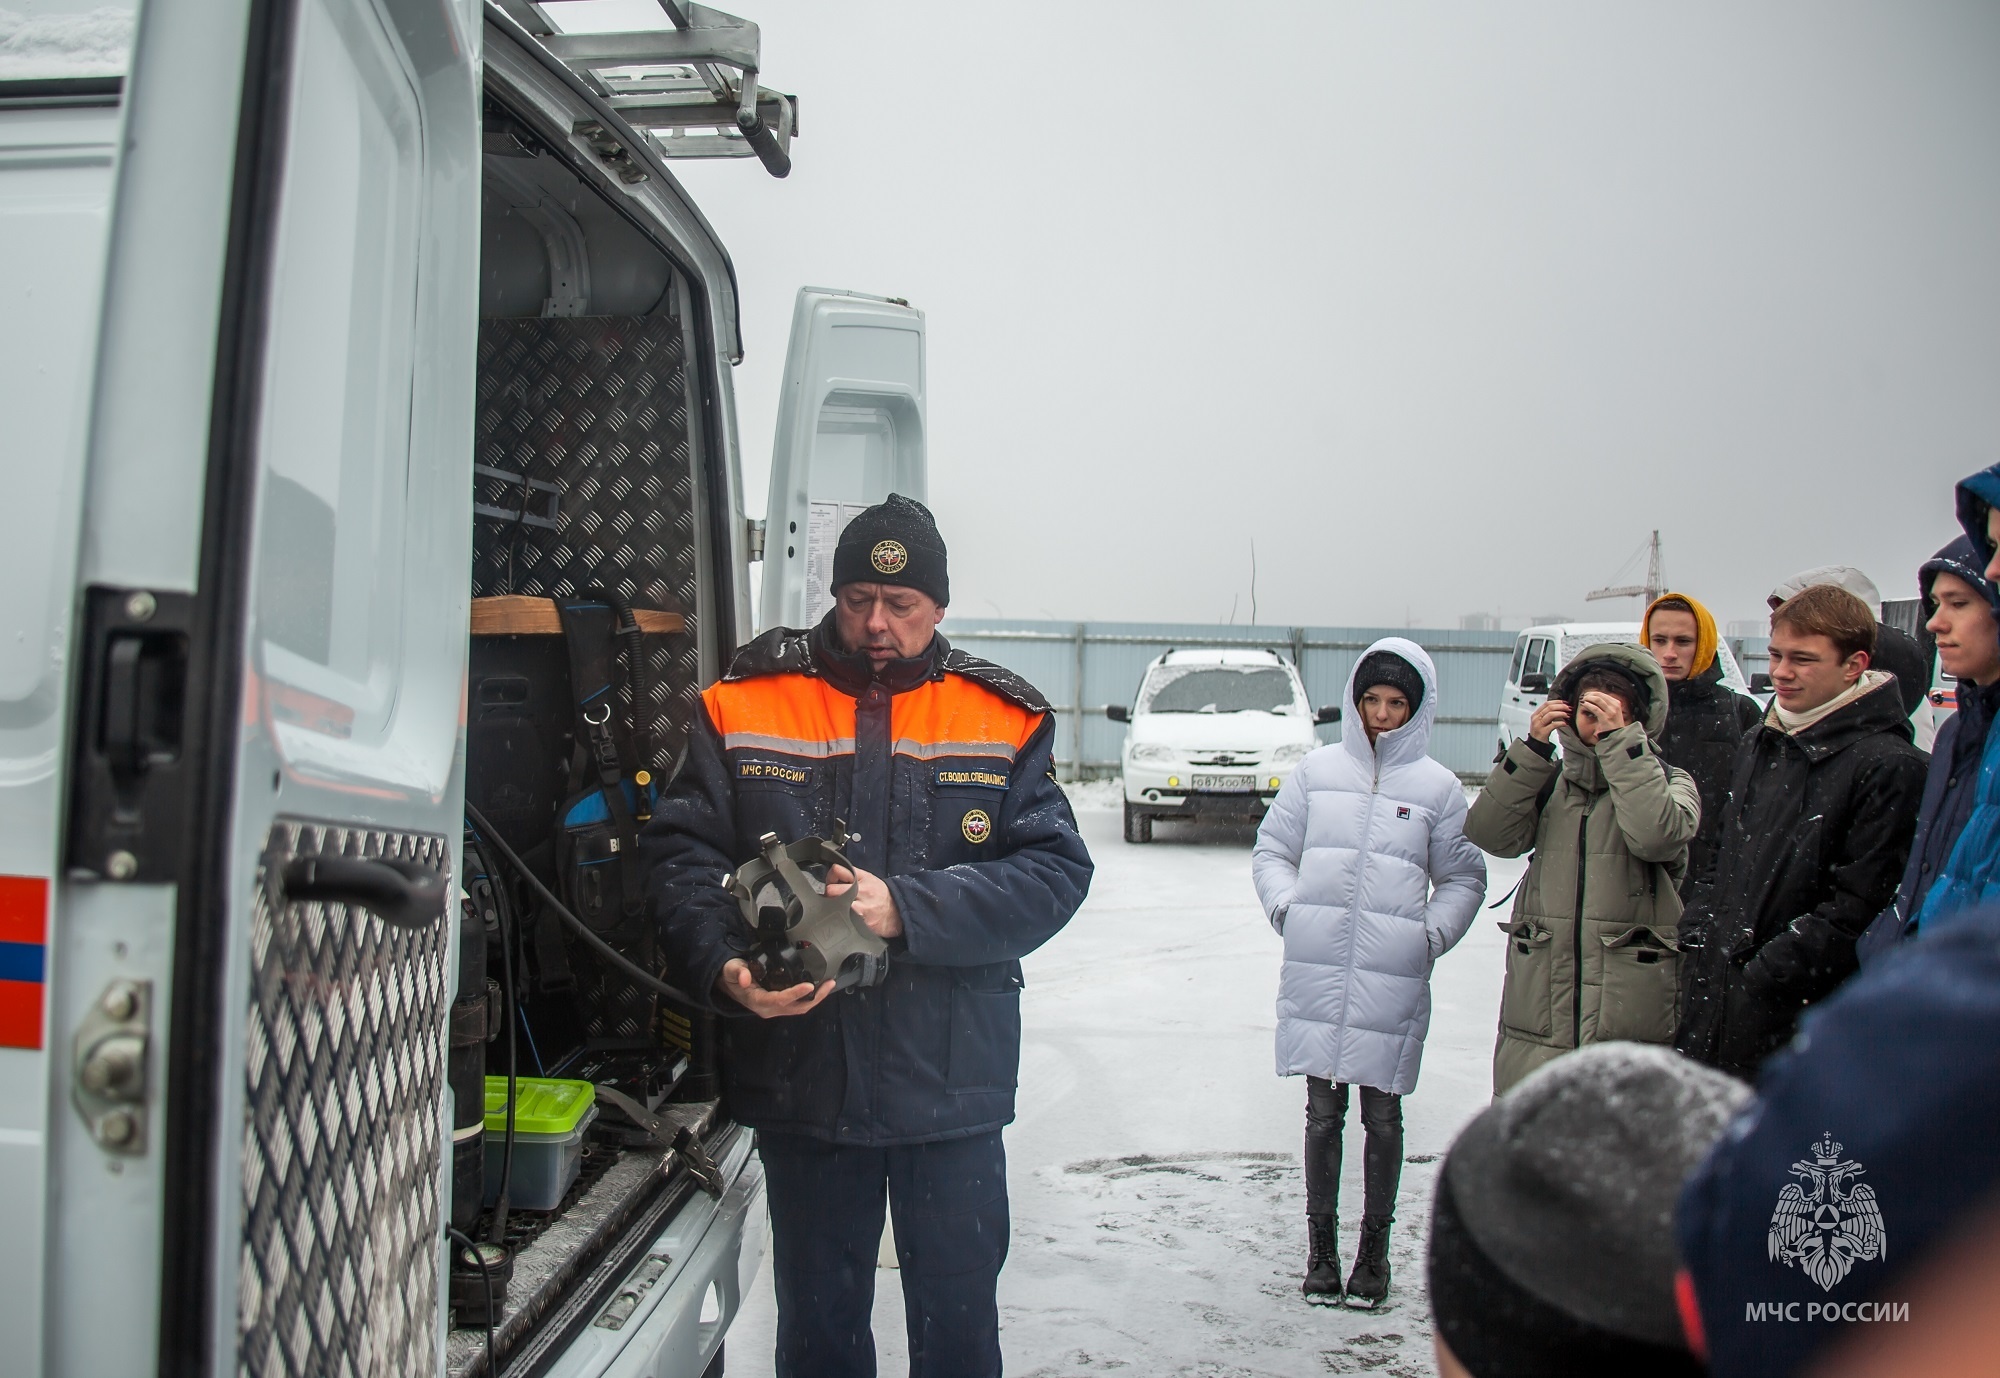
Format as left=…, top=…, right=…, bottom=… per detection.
left=1920, top=535, right=2000, bottom=616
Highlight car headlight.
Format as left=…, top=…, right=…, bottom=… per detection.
left=1129, top=743, right=1176, bottom=764
left=1267, top=743, right=1312, bottom=767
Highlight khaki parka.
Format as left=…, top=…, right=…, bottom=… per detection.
left=1466, top=643, right=1701, bottom=1094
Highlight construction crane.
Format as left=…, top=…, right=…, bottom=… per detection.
left=1587, top=530, right=1664, bottom=605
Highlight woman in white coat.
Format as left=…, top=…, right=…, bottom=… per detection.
left=1252, top=639, right=1487, bottom=1307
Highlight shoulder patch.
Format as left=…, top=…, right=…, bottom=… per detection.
left=939, top=648, right=1051, bottom=714
left=724, top=626, right=817, bottom=682
left=934, top=765, right=1011, bottom=792
left=737, top=759, right=814, bottom=787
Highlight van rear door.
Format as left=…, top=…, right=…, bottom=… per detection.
left=758, top=288, right=928, bottom=631
left=0, top=55, right=128, bottom=1378
left=41, top=0, right=480, bottom=1372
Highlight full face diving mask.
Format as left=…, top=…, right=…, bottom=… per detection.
left=727, top=829, right=890, bottom=993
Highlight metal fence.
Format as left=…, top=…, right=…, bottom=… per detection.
left=939, top=619, right=1520, bottom=783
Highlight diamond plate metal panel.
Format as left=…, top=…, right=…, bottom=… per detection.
left=473, top=313, right=704, bottom=1045
left=472, top=314, right=701, bottom=775
left=239, top=822, right=452, bottom=1378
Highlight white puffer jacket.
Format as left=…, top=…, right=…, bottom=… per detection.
left=1251, top=638, right=1487, bottom=1095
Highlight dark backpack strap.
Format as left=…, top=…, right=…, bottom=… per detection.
left=596, top=586, right=652, bottom=774
left=1486, top=766, right=1565, bottom=910
left=558, top=596, right=646, bottom=916
left=1535, top=768, right=1560, bottom=816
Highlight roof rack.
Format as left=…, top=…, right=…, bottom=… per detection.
left=493, top=0, right=797, bottom=177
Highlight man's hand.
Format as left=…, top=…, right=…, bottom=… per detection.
left=716, top=958, right=834, bottom=1018
left=1576, top=689, right=1631, bottom=737
left=1529, top=699, right=1571, bottom=744
left=826, top=863, right=903, bottom=939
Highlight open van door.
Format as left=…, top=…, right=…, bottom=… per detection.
left=35, top=0, right=479, bottom=1371
left=0, top=27, right=131, bottom=1377
left=758, top=288, right=927, bottom=631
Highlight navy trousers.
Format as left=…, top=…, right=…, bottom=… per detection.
left=759, top=1129, right=1009, bottom=1378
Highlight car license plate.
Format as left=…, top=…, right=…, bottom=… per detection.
left=1190, top=773, right=1255, bottom=792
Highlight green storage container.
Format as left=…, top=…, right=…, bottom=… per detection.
left=482, top=1077, right=597, bottom=1210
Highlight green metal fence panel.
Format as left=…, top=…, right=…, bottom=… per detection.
left=940, top=619, right=1520, bottom=782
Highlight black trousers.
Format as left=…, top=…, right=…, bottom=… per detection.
left=759, top=1129, right=1009, bottom=1378
left=1303, top=1077, right=1403, bottom=1221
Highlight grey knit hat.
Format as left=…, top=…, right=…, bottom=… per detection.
left=1428, top=1044, right=1751, bottom=1377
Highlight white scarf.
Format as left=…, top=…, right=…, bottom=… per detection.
left=1771, top=669, right=1894, bottom=736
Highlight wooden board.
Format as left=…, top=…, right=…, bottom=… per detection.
left=469, top=595, right=685, bottom=636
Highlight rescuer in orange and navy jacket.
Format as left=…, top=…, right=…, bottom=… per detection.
left=644, top=494, right=1092, bottom=1147
left=646, top=496, right=1090, bottom=1375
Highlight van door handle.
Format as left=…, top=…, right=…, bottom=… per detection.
left=281, top=854, right=447, bottom=930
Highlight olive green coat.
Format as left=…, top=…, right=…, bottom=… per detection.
left=1466, top=643, right=1701, bottom=1095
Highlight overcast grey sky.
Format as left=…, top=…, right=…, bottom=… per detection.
left=667, top=1, right=2000, bottom=631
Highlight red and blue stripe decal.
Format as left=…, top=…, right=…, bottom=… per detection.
left=0, top=875, right=49, bottom=1050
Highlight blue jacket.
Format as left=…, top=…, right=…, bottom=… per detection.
left=1858, top=535, right=2000, bottom=963
left=644, top=619, right=1092, bottom=1146
left=1913, top=465, right=2000, bottom=933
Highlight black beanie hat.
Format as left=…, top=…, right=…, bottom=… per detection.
left=831, top=493, right=949, bottom=607
left=1428, top=1044, right=1750, bottom=1378
left=1352, top=650, right=1424, bottom=714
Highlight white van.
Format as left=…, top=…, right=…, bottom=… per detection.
left=1106, top=649, right=1332, bottom=843
left=1, top=5, right=921, bottom=1375
left=1496, top=622, right=1751, bottom=751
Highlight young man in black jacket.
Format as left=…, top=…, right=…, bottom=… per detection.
left=1642, top=591, right=1762, bottom=894
left=1675, top=585, right=1926, bottom=1080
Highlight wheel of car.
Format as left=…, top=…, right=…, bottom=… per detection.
left=1123, top=801, right=1152, bottom=844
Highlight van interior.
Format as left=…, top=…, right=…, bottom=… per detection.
left=449, top=93, right=725, bottom=1372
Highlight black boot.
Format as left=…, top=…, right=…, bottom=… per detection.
left=1302, top=1214, right=1342, bottom=1304
left=1343, top=1215, right=1392, bottom=1308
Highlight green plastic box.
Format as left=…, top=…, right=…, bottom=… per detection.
left=482, top=1076, right=598, bottom=1209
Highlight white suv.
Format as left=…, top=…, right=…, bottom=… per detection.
left=1107, top=649, right=1332, bottom=843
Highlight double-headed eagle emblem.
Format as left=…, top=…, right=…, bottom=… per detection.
left=1768, top=1132, right=1887, bottom=1291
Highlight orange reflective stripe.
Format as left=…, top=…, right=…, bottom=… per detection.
left=891, top=675, right=1043, bottom=761
left=703, top=676, right=857, bottom=756
left=703, top=671, right=1041, bottom=761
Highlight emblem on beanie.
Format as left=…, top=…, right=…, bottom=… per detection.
left=1767, top=1133, right=1886, bottom=1292
left=961, top=809, right=992, bottom=844
left=870, top=540, right=909, bottom=575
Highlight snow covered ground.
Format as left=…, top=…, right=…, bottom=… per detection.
left=728, top=796, right=1527, bottom=1378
